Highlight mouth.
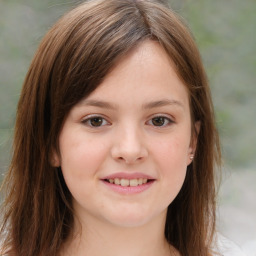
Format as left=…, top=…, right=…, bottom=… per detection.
left=104, top=178, right=154, bottom=187
left=101, top=173, right=155, bottom=194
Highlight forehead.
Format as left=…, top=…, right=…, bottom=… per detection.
left=77, top=41, right=189, bottom=111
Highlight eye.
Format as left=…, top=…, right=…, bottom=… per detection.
left=148, top=116, right=173, bottom=127
left=82, top=116, right=109, bottom=127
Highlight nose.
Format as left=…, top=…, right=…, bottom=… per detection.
left=111, top=125, right=148, bottom=164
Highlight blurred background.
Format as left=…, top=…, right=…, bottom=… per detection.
left=0, top=0, right=255, bottom=253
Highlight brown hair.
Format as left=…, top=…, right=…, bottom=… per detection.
left=0, top=0, right=221, bottom=255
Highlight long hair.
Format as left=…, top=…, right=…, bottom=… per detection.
left=0, top=0, right=221, bottom=255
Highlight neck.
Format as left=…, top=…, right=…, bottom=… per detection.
left=60, top=211, right=178, bottom=256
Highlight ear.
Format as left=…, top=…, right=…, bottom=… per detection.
left=187, top=121, right=201, bottom=165
left=50, top=150, right=61, bottom=167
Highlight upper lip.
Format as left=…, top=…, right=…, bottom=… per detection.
left=102, top=172, right=155, bottom=180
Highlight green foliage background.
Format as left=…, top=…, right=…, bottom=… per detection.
left=0, top=0, right=255, bottom=180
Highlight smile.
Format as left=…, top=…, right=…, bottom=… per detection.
left=101, top=173, right=155, bottom=194
left=105, top=178, right=149, bottom=187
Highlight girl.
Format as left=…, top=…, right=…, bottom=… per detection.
left=0, top=0, right=232, bottom=255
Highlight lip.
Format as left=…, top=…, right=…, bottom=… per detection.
left=101, top=172, right=156, bottom=195
left=102, top=172, right=155, bottom=180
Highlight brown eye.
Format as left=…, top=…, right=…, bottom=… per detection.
left=150, top=116, right=173, bottom=127
left=90, top=117, right=104, bottom=127
left=82, top=116, right=108, bottom=127
left=152, top=117, right=165, bottom=126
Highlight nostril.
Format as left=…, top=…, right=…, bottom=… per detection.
left=111, top=142, right=148, bottom=164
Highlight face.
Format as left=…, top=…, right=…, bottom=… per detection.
left=54, top=41, right=197, bottom=228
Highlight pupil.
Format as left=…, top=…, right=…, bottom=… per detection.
left=152, top=117, right=165, bottom=126
left=91, top=117, right=103, bottom=126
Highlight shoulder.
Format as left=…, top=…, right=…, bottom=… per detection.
left=212, top=233, right=247, bottom=256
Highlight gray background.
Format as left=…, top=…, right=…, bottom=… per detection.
left=0, top=0, right=255, bottom=253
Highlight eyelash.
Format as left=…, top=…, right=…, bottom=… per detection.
left=81, top=115, right=110, bottom=127
left=81, top=115, right=174, bottom=128
left=146, top=115, right=174, bottom=127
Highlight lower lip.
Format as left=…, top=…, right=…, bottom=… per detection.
left=101, top=180, right=155, bottom=194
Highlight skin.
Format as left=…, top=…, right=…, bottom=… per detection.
left=55, top=40, right=198, bottom=256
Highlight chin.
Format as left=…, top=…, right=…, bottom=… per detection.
left=104, top=207, right=166, bottom=228
left=109, top=216, right=153, bottom=228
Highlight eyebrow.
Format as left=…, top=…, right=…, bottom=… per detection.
left=79, top=98, right=184, bottom=110
left=79, top=99, right=117, bottom=110
left=142, top=99, right=184, bottom=110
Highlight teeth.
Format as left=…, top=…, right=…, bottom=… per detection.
left=114, top=178, right=120, bottom=185
left=130, top=179, right=138, bottom=187
left=120, top=179, right=129, bottom=186
left=107, top=178, right=149, bottom=186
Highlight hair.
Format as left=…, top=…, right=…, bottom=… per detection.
left=0, top=0, right=221, bottom=255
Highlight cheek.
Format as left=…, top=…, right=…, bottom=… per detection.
left=153, top=135, right=190, bottom=166
left=151, top=135, right=189, bottom=187
left=59, top=132, right=109, bottom=177
left=59, top=136, right=110, bottom=202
